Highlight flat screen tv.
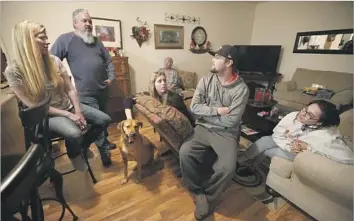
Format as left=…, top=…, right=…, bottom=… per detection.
left=233, top=45, right=281, bottom=74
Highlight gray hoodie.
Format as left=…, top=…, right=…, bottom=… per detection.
left=190, top=74, right=249, bottom=136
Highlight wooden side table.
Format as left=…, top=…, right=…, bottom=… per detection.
left=241, top=102, right=296, bottom=142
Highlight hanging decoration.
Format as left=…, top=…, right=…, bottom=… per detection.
left=131, top=17, right=151, bottom=47
left=189, top=26, right=211, bottom=54
left=164, top=13, right=200, bottom=25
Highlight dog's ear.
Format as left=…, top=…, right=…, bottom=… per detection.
left=137, top=122, right=143, bottom=128
left=117, top=120, right=125, bottom=133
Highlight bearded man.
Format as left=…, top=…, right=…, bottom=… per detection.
left=179, top=45, right=249, bottom=220
left=50, top=9, right=116, bottom=166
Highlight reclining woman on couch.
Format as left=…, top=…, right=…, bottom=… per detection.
left=4, top=20, right=112, bottom=170
left=124, top=71, right=195, bottom=127
left=236, top=99, right=353, bottom=178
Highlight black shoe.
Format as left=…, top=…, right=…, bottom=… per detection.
left=194, top=193, right=213, bottom=220
left=101, top=153, right=112, bottom=167
left=108, top=143, right=116, bottom=150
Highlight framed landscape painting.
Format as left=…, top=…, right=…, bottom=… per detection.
left=154, top=24, right=184, bottom=49
left=92, top=17, right=123, bottom=49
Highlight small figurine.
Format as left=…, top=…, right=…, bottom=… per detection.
left=206, top=41, right=211, bottom=49
left=190, top=40, right=196, bottom=49
left=119, top=50, right=124, bottom=57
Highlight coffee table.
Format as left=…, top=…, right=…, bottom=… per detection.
left=241, top=102, right=297, bottom=142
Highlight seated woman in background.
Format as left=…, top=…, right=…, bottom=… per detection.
left=4, top=20, right=112, bottom=170
left=124, top=71, right=195, bottom=127
left=236, top=99, right=353, bottom=178
left=157, top=57, right=184, bottom=93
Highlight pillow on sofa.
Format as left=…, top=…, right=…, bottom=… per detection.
left=178, top=70, right=197, bottom=89
left=134, top=94, right=194, bottom=145
left=331, top=90, right=353, bottom=107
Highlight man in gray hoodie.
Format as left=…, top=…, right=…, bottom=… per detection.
left=179, top=45, right=249, bottom=220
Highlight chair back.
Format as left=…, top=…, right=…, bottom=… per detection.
left=1, top=143, right=44, bottom=220
left=18, top=93, right=51, bottom=151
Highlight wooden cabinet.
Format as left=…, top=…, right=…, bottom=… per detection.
left=107, top=56, right=131, bottom=123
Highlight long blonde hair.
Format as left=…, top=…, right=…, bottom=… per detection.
left=149, top=71, right=167, bottom=103
left=12, top=20, right=64, bottom=101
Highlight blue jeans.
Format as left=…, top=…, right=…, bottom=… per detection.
left=238, top=135, right=296, bottom=164
left=48, top=103, right=111, bottom=158
left=78, top=89, right=112, bottom=150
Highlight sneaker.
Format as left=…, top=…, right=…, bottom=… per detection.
left=69, top=154, right=88, bottom=172
left=194, top=193, right=213, bottom=220
left=101, top=152, right=112, bottom=167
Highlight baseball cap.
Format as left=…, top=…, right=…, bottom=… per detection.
left=208, top=45, right=239, bottom=65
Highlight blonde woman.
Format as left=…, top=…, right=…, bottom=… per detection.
left=124, top=71, right=195, bottom=127
left=4, top=20, right=112, bottom=170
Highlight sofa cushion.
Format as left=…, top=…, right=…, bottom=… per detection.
left=178, top=70, right=197, bottom=89
left=339, top=109, right=353, bottom=145
left=134, top=95, right=194, bottom=149
left=294, top=152, right=354, bottom=203
left=274, top=90, right=314, bottom=106
left=292, top=68, right=353, bottom=93
left=270, top=156, right=293, bottom=178
left=276, top=80, right=297, bottom=92
left=331, top=90, right=353, bottom=107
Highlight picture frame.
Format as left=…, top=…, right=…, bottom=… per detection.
left=154, top=24, right=184, bottom=49
left=92, top=17, right=123, bottom=49
left=293, top=29, right=353, bottom=55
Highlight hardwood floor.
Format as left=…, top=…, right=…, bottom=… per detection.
left=40, top=114, right=312, bottom=221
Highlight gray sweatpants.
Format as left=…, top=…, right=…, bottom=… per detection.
left=238, top=135, right=296, bottom=164
left=179, top=125, right=238, bottom=203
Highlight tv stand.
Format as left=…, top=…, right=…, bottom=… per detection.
left=239, top=71, right=281, bottom=93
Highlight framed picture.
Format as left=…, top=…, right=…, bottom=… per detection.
left=154, top=24, right=184, bottom=49
left=293, top=29, right=353, bottom=55
left=92, top=17, right=123, bottom=49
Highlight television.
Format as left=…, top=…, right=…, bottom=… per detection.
left=233, top=45, right=281, bottom=74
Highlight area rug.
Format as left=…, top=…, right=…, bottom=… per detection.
left=234, top=159, right=287, bottom=212
left=234, top=138, right=287, bottom=212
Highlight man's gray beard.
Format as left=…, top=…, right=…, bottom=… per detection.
left=76, top=30, right=95, bottom=44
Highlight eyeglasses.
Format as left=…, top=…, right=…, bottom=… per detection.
left=300, top=107, right=319, bottom=120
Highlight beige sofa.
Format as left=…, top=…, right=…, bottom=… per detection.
left=274, top=68, right=353, bottom=110
left=266, top=109, right=353, bottom=221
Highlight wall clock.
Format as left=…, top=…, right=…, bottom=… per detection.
left=191, top=26, right=207, bottom=47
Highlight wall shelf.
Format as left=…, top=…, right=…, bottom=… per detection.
left=189, top=48, right=209, bottom=54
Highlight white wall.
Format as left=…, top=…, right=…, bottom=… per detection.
left=251, top=1, right=353, bottom=80
left=1, top=1, right=257, bottom=93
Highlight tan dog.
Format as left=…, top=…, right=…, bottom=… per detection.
left=117, top=119, right=160, bottom=184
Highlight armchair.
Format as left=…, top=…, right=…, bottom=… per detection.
left=266, top=109, right=354, bottom=221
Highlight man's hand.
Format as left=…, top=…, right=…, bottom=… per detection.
left=68, top=112, right=87, bottom=130
left=104, top=79, right=112, bottom=86
left=217, top=107, right=230, bottom=116
left=76, top=111, right=87, bottom=128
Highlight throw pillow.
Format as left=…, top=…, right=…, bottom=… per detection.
left=135, top=94, right=194, bottom=143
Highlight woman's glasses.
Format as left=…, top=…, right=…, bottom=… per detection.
left=300, top=107, right=319, bottom=120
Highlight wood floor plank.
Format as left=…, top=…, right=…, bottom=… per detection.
left=40, top=113, right=312, bottom=221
